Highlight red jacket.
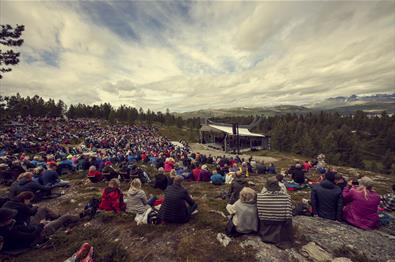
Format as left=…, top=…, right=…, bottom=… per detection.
left=192, top=167, right=201, bottom=181
left=88, top=170, right=102, bottom=179
left=164, top=161, right=174, bottom=172
left=99, top=187, right=126, bottom=213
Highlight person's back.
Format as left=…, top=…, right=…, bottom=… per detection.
left=343, top=178, right=380, bottom=230
left=232, top=199, right=258, bottom=234
left=9, top=177, right=46, bottom=200
left=211, top=173, right=225, bottom=185
left=192, top=167, right=201, bottom=181
left=228, top=175, right=246, bottom=204
left=0, top=208, right=43, bottom=251
left=256, top=177, right=293, bottom=249
left=127, top=179, right=148, bottom=214
left=159, top=179, right=196, bottom=224
left=41, top=169, right=59, bottom=186
left=154, top=172, right=169, bottom=191
left=292, top=166, right=305, bottom=184
left=200, top=169, right=212, bottom=182
left=311, top=179, right=342, bottom=221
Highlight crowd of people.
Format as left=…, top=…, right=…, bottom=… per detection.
left=0, top=117, right=394, bottom=255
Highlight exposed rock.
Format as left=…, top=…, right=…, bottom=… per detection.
left=216, top=233, right=231, bottom=247
left=241, top=236, right=309, bottom=262
left=300, top=242, right=333, bottom=262
left=293, top=216, right=395, bottom=262
left=332, top=258, right=353, bottom=262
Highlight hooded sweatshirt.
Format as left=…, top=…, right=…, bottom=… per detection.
left=126, top=188, right=149, bottom=214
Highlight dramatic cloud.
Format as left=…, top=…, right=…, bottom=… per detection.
left=1, top=1, right=394, bottom=112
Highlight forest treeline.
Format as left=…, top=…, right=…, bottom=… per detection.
left=1, top=94, right=394, bottom=174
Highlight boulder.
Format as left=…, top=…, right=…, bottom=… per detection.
left=300, top=242, right=333, bottom=262
left=293, top=216, right=395, bottom=262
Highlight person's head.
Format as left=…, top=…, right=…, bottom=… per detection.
left=358, top=176, right=374, bottom=200
left=239, top=187, right=256, bottom=204
left=109, top=178, right=120, bottom=188
left=235, top=171, right=242, bottom=177
left=34, top=166, right=44, bottom=175
left=16, top=191, right=35, bottom=204
left=276, top=174, right=284, bottom=183
left=360, top=176, right=374, bottom=190
left=295, top=163, right=302, bottom=169
left=174, top=175, right=184, bottom=185
left=158, top=167, right=164, bottom=174
left=202, top=165, right=208, bottom=170
left=266, top=176, right=281, bottom=192
left=325, top=171, right=336, bottom=183
left=0, top=208, right=17, bottom=227
left=89, top=165, right=96, bottom=172
left=48, top=163, right=57, bottom=170
left=17, top=172, right=33, bottom=181
left=130, top=178, right=142, bottom=189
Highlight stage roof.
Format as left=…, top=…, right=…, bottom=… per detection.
left=201, top=124, right=265, bottom=137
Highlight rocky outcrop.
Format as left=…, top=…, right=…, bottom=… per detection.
left=241, top=216, right=395, bottom=262
left=293, top=216, right=395, bottom=262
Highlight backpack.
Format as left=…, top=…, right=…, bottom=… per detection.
left=147, top=208, right=161, bottom=225
left=83, top=198, right=100, bottom=219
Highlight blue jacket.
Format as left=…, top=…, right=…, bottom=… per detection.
left=211, top=173, right=225, bottom=185
left=41, top=170, right=60, bottom=186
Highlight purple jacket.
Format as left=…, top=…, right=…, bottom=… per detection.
left=342, top=187, right=380, bottom=230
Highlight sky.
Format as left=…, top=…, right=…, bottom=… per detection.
left=1, top=1, right=394, bottom=112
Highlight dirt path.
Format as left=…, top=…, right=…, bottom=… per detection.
left=189, top=143, right=279, bottom=163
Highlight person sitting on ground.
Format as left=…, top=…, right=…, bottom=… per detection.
left=118, top=161, right=130, bottom=181
left=192, top=164, right=202, bottom=181
left=126, top=178, right=149, bottom=215
left=9, top=172, right=52, bottom=202
left=200, top=165, right=212, bottom=182
left=32, top=166, right=44, bottom=184
left=262, top=174, right=287, bottom=194
left=257, top=176, right=294, bottom=249
left=87, top=165, right=102, bottom=183
left=99, top=178, right=126, bottom=213
left=291, top=163, right=305, bottom=184
left=303, top=160, right=312, bottom=172
left=334, top=172, right=347, bottom=191
left=267, top=163, right=276, bottom=174
left=3, top=191, right=80, bottom=238
left=255, top=161, right=266, bottom=175
left=240, top=162, right=250, bottom=177
left=211, top=170, right=225, bottom=185
left=228, top=171, right=246, bottom=204
left=41, top=163, right=69, bottom=188
left=225, top=171, right=235, bottom=185
left=380, top=184, right=395, bottom=212
left=153, top=167, right=169, bottom=191
left=310, top=171, right=343, bottom=221
left=343, top=176, right=380, bottom=230
left=226, top=187, right=258, bottom=237
left=159, top=176, right=198, bottom=224
left=0, top=208, right=43, bottom=251
left=102, top=161, right=118, bottom=181
left=164, top=158, right=175, bottom=173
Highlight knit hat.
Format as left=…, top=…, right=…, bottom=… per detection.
left=0, top=208, right=17, bottom=224
left=266, top=176, right=280, bottom=192
left=360, top=176, right=374, bottom=188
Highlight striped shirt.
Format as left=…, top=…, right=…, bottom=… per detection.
left=257, top=191, right=292, bottom=221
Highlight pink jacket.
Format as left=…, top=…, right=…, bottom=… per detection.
left=342, top=187, right=380, bottom=230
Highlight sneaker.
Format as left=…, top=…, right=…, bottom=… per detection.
left=191, top=210, right=199, bottom=215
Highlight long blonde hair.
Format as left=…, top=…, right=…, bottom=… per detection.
left=356, top=177, right=374, bottom=200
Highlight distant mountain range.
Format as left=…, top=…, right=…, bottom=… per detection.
left=176, top=93, right=395, bottom=119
